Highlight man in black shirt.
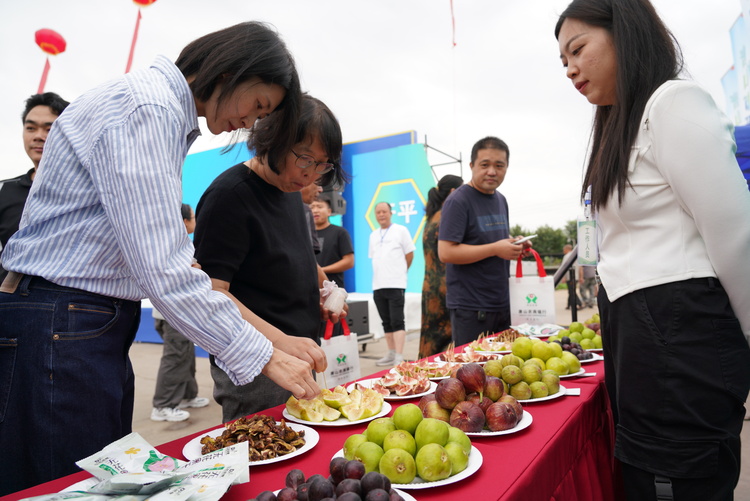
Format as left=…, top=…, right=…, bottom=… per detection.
left=0, top=92, right=69, bottom=278
left=311, top=198, right=354, bottom=289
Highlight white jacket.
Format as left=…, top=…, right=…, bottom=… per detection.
left=596, top=80, right=750, bottom=336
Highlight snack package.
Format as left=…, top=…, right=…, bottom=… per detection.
left=76, top=433, right=182, bottom=480
left=320, top=280, right=347, bottom=315
left=22, top=435, right=250, bottom=501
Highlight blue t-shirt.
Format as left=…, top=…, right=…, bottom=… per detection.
left=438, top=184, right=511, bottom=311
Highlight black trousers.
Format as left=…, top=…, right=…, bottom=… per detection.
left=599, top=278, right=750, bottom=500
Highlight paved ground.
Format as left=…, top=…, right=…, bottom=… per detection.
left=127, top=289, right=750, bottom=497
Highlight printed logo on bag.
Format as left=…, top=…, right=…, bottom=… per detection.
left=525, top=294, right=538, bottom=305
left=336, top=353, right=347, bottom=364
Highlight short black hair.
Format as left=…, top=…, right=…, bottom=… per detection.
left=181, top=203, right=193, bottom=220
left=470, top=136, right=510, bottom=164
left=175, top=22, right=302, bottom=171
left=22, top=92, right=69, bottom=122
left=250, top=94, right=348, bottom=189
left=471, top=136, right=510, bottom=163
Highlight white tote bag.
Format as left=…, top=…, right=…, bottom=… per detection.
left=319, top=320, right=361, bottom=388
left=509, top=249, right=557, bottom=325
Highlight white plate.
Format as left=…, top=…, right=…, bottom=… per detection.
left=588, top=348, right=603, bottom=352
left=433, top=355, right=492, bottom=365
left=182, top=422, right=319, bottom=464
left=559, top=368, right=586, bottom=378
left=518, top=384, right=568, bottom=403
left=580, top=352, right=603, bottom=363
left=332, top=445, right=483, bottom=489
left=275, top=487, right=416, bottom=500
left=472, top=348, right=512, bottom=355
left=390, top=362, right=455, bottom=381
left=465, top=409, right=533, bottom=437
left=282, top=401, right=392, bottom=427
left=347, top=379, right=437, bottom=401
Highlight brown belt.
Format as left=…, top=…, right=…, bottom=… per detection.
left=0, top=271, right=23, bottom=294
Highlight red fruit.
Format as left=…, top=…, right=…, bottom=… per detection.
left=435, top=377, right=466, bottom=409
left=485, top=402, right=518, bottom=431
left=422, top=400, right=451, bottom=423
left=418, top=393, right=436, bottom=412
left=467, top=393, right=492, bottom=414
left=456, top=363, right=486, bottom=400
left=497, top=395, right=523, bottom=423
left=449, top=400, right=485, bottom=432
left=484, top=376, right=504, bottom=402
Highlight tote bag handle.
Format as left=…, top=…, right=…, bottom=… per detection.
left=515, top=248, right=547, bottom=278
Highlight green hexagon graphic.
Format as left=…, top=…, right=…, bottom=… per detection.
left=365, top=179, right=427, bottom=243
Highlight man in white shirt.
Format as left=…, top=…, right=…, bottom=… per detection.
left=368, top=202, right=415, bottom=366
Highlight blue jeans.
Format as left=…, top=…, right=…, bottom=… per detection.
left=0, top=275, right=140, bottom=495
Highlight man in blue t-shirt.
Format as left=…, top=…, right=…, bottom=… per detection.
left=438, top=136, right=529, bottom=346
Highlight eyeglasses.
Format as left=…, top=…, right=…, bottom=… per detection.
left=291, top=149, right=334, bottom=174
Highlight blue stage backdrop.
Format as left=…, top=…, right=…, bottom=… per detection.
left=348, top=142, right=434, bottom=293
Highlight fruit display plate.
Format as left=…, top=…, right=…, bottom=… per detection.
left=346, top=378, right=437, bottom=401
left=580, top=352, right=603, bottom=363
left=465, top=409, right=533, bottom=437
left=433, top=355, right=493, bottom=365
left=390, top=362, right=455, bottom=381
left=182, top=422, right=319, bottom=464
left=282, top=402, right=392, bottom=427
left=518, top=385, right=568, bottom=404
left=332, top=446, right=483, bottom=489
left=274, top=487, right=417, bottom=500
left=559, top=368, right=586, bottom=378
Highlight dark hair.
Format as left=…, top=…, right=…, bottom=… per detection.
left=425, top=174, right=463, bottom=219
left=555, top=0, right=683, bottom=209
left=175, top=22, right=301, bottom=171
left=250, top=94, right=348, bottom=189
left=180, top=203, right=193, bottom=221
left=22, top=92, right=69, bottom=122
left=470, top=136, right=510, bottom=164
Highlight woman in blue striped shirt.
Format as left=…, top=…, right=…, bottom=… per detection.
left=0, top=22, right=326, bottom=494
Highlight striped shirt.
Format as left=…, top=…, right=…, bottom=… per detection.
left=2, top=56, right=272, bottom=385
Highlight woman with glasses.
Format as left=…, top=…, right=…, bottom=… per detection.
left=193, top=94, right=346, bottom=421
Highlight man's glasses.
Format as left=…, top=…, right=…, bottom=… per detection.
left=291, top=149, right=334, bottom=174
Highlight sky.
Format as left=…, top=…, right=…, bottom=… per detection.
left=0, top=0, right=741, bottom=230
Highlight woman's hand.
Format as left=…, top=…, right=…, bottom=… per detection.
left=273, top=334, right=328, bottom=373
left=261, top=348, right=322, bottom=400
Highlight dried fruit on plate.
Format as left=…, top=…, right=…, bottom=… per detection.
left=366, top=373, right=432, bottom=396
left=199, top=414, right=305, bottom=462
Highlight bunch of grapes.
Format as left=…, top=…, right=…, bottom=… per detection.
left=249, top=456, right=404, bottom=501
left=555, top=337, right=594, bottom=361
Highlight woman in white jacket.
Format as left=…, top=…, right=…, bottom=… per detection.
left=556, top=0, right=750, bottom=499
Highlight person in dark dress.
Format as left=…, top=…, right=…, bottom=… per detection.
left=418, top=174, right=463, bottom=358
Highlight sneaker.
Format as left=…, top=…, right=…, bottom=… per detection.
left=178, top=397, right=210, bottom=409
left=392, top=354, right=404, bottom=366
left=151, top=407, right=190, bottom=422
left=376, top=350, right=396, bottom=366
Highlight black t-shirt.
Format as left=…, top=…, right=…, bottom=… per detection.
left=193, top=163, right=319, bottom=340
left=0, top=168, right=34, bottom=251
left=315, top=224, right=354, bottom=289
left=439, top=184, right=511, bottom=311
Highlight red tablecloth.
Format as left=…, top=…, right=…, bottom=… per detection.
left=3, top=360, right=623, bottom=501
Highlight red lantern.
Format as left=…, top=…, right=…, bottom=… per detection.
left=35, top=29, right=67, bottom=56
left=35, top=28, right=67, bottom=93
left=125, top=0, right=159, bottom=73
